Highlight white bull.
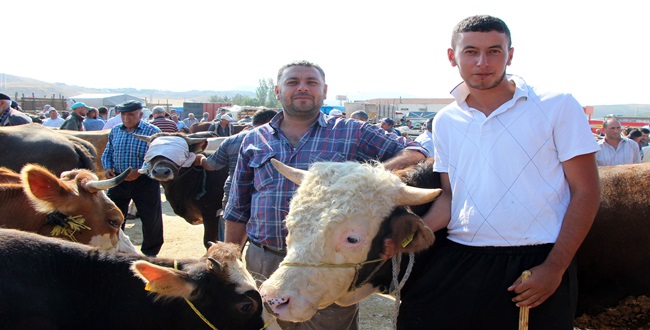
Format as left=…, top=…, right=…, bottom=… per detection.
left=259, top=159, right=441, bottom=322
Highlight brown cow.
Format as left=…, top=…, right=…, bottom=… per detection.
left=57, top=129, right=110, bottom=178
left=0, top=164, right=134, bottom=252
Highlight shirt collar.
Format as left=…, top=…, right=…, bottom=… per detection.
left=268, top=111, right=327, bottom=134
left=450, top=74, right=529, bottom=109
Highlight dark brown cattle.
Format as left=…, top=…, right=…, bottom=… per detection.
left=576, top=163, right=650, bottom=314
left=0, top=123, right=96, bottom=176
left=0, top=165, right=133, bottom=252
left=57, top=129, right=110, bottom=178
left=0, top=228, right=278, bottom=330
left=189, top=122, right=212, bottom=133
left=135, top=132, right=229, bottom=247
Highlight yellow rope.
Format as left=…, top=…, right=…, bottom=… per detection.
left=174, top=260, right=218, bottom=330
left=280, top=258, right=384, bottom=269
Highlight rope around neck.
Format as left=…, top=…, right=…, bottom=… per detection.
left=389, top=252, right=415, bottom=330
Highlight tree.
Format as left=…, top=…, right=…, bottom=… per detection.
left=255, top=79, right=270, bottom=107
left=265, top=78, right=280, bottom=108
left=207, top=95, right=230, bottom=103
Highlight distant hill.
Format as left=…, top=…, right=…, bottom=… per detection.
left=0, top=74, right=255, bottom=105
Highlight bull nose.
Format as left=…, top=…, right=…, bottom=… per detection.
left=151, top=168, right=174, bottom=180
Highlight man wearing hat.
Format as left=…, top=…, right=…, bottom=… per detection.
left=101, top=100, right=164, bottom=257
left=380, top=117, right=401, bottom=136
left=328, top=109, right=344, bottom=118
left=0, top=93, right=32, bottom=126
left=209, top=114, right=235, bottom=136
left=60, top=101, right=89, bottom=131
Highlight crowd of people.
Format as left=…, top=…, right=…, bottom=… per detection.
left=0, top=13, right=646, bottom=329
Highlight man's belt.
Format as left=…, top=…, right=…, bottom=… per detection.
left=249, top=240, right=286, bottom=257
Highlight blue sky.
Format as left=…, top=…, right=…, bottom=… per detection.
left=3, top=0, right=646, bottom=106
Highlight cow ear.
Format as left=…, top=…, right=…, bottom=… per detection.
left=388, top=211, right=434, bottom=253
left=131, top=261, right=196, bottom=298
left=20, top=164, right=76, bottom=214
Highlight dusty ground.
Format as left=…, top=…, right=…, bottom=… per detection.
left=124, top=193, right=649, bottom=330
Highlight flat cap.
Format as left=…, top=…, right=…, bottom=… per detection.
left=117, top=100, right=143, bottom=113
left=0, top=93, right=10, bottom=101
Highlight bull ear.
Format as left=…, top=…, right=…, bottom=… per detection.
left=388, top=210, right=434, bottom=253
left=131, top=261, right=195, bottom=298
left=270, top=158, right=306, bottom=185
left=208, top=257, right=224, bottom=273
left=21, top=164, right=75, bottom=214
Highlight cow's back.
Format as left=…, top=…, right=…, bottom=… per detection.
left=0, top=124, right=96, bottom=176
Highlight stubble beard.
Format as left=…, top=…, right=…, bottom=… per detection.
left=468, top=70, right=507, bottom=91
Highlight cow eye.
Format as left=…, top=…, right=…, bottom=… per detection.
left=109, top=220, right=121, bottom=228
left=347, top=236, right=359, bottom=244
left=237, top=301, right=253, bottom=313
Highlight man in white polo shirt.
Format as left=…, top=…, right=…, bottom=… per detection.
left=398, top=15, right=601, bottom=329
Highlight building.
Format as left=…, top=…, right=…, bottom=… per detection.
left=344, top=98, right=454, bottom=124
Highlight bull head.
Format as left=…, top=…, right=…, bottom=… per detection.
left=269, top=159, right=442, bottom=206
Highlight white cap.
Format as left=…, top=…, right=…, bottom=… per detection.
left=329, top=109, right=343, bottom=116
left=221, top=114, right=233, bottom=122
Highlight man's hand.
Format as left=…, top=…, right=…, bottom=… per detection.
left=508, top=262, right=564, bottom=308
left=380, top=238, right=398, bottom=260
left=125, top=169, right=142, bottom=181
left=193, top=154, right=207, bottom=167
left=105, top=168, right=116, bottom=179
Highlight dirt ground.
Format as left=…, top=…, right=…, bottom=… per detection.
left=123, top=193, right=649, bottom=330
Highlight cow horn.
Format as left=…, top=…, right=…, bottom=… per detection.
left=270, top=159, right=306, bottom=185
left=133, top=134, right=152, bottom=143
left=186, top=137, right=208, bottom=145
left=84, top=167, right=131, bottom=192
left=394, top=186, right=443, bottom=206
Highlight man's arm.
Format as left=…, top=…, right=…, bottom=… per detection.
left=421, top=172, right=452, bottom=232
left=383, top=149, right=425, bottom=171
left=224, top=220, right=248, bottom=248
left=510, top=152, right=600, bottom=308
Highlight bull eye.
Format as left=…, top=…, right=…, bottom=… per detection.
left=347, top=236, right=360, bottom=244
left=238, top=301, right=253, bottom=313
left=109, top=220, right=121, bottom=228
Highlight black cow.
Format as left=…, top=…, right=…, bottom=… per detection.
left=0, top=123, right=96, bottom=176
left=135, top=132, right=229, bottom=248
left=0, top=228, right=278, bottom=330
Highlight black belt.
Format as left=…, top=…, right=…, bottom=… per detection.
left=249, top=240, right=286, bottom=257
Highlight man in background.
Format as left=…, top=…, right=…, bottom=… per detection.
left=350, top=110, right=368, bottom=122
left=0, top=93, right=32, bottom=126
left=414, top=117, right=434, bottom=157
left=101, top=100, right=164, bottom=257
left=150, top=106, right=178, bottom=132
left=60, top=102, right=88, bottom=131
left=42, top=108, right=65, bottom=128
left=83, top=108, right=105, bottom=131
left=596, top=117, right=641, bottom=166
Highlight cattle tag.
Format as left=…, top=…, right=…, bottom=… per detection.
left=401, top=233, right=414, bottom=248
left=144, top=282, right=172, bottom=293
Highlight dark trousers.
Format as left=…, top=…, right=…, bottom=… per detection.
left=108, top=175, right=163, bottom=256
left=398, top=240, right=577, bottom=330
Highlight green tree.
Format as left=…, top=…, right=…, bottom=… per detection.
left=265, top=78, right=280, bottom=108
left=207, top=95, right=231, bottom=103
left=256, top=79, right=270, bottom=107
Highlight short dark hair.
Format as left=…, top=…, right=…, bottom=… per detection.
left=252, top=109, right=278, bottom=126
left=277, top=60, right=326, bottom=83
left=452, top=15, right=512, bottom=50
left=641, top=127, right=650, bottom=134
left=629, top=129, right=642, bottom=140
left=350, top=110, right=369, bottom=121
left=98, top=106, right=108, bottom=115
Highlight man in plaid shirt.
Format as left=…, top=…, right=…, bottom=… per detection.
left=101, top=100, right=163, bottom=257
left=223, top=60, right=427, bottom=330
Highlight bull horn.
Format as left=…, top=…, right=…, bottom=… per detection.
left=84, top=167, right=131, bottom=192
left=133, top=134, right=152, bottom=143
left=186, top=137, right=208, bottom=145
left=270, top=159, right=306, bottom=185
left=394, top=186, right=443, bottom=206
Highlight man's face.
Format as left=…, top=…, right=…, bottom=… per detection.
left=49, top=110, right=58, bottom=119
left=448, top=31, right=513, bottom=91
left=76, top=106, right=89, bottom=117
left=0, top=100, right=10, bottom=111
left=604, top=119, right=622, bottom=141
left=121, top=110, right=143, bottom=129
left=381, top=122, right=393, bottom=131
left=188, top=114, right=195, bottom=119
left=275, top=66, right=327, bottom=119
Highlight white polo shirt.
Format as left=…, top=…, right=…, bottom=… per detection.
left=432, top=76, right=599, bottom=246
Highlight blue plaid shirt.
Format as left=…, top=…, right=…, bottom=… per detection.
left=101, top=120, right=162, bottom=174
left=224, top=111, right=427, bottom=250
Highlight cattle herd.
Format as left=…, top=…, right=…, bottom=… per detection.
left=0, top=123, right=649, bottom=329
